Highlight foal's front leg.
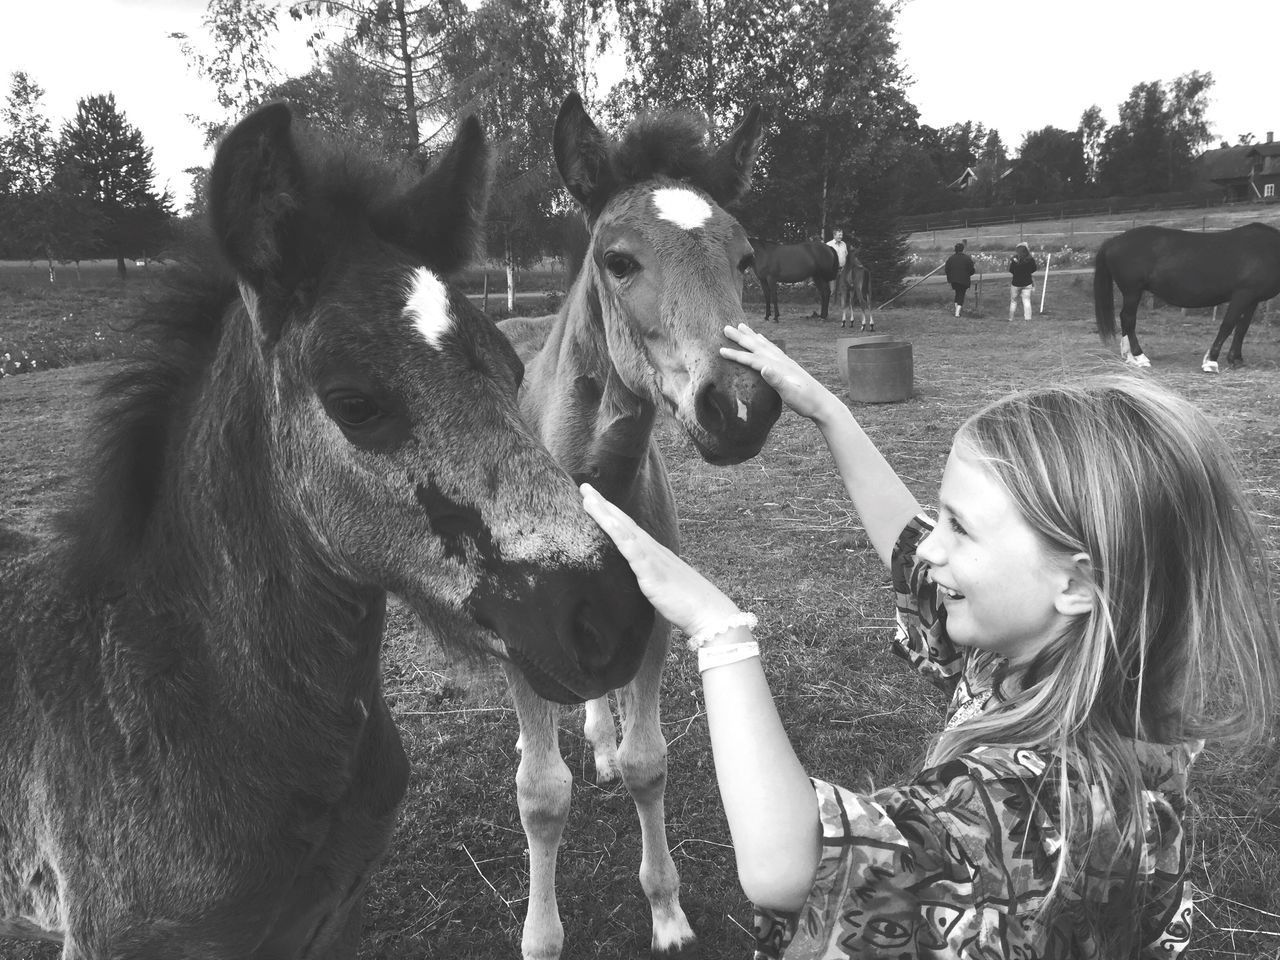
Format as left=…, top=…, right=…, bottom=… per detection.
left=504, top=666, right=571, bottom=960
left=613, top=625, right=695, bottom=958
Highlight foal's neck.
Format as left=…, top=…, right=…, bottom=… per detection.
left=536, top=274, right=657, bottom=506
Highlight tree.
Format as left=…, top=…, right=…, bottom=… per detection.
left=437, top=0, right=577, bottom=306
left=0, top=72, right=55, bottom=196
left=60, top=93, right=173, bottom=277
left=1011, top=126, right=1085, bottom=203
left=290, top=0, right=469, bottom=156
left=1097, top=72, right=1214, bottom=196
left=731, top=0, right=917, bottom=290
left=980, top=129, right=1007, bottom=167
left=1078, top=105, right=1105, bottom=185
left=24, top=161, right=104, bottom=281
left=172, top=0, right=282, bottom=146
left=265, top=46, right=410, bottom=158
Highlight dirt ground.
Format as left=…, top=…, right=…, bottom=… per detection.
left=2, top=277, right=1279, bottom=958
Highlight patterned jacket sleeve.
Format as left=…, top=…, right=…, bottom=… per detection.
left=890, top=515, right=963, bottom=692
left=752, top=773, right=989, bottom=959
left=752, top=751, right=1196, bottom=960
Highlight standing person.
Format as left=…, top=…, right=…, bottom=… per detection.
left=580, top=323, right=1280, bottom=959
left=826, top=228, right=850, bottom=320
left=1009, top=241, right=1038, bottom=320
left=944, top=241, right=976, bottom=317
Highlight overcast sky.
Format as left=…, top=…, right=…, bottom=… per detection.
left=1, top=0, right=1275, bottom=209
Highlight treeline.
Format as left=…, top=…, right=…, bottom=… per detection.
left=898, top=72, right=1218, bottom=217
left=0, top=0, right=1232, bottom=297
left=0, top=74, right=173, bottom=278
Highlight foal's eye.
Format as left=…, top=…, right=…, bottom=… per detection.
left=738, top=254, right=755, bottom=273
left=604, top=252, right=637, bottom=280
left=326, top=392, right=381, bottom=427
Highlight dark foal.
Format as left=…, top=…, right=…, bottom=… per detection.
left=0, top=102, right=652, bottom=959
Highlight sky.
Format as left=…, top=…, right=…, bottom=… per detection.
left=1, top=0, right=1276, bottom=210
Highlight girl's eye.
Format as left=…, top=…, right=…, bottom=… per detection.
left=604, top=253, right=637, bottom=280
left=947, top=515, right=967, bottom=537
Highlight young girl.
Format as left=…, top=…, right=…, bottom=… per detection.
left=580, top=323, right=1280, bottom=959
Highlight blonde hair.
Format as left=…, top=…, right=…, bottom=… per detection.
left=927, top=374, right=1280, bottom=938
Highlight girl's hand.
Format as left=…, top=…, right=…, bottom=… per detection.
left=580, top=483, right=741, bottom=638
left=720, top=323, right=835, bottom=421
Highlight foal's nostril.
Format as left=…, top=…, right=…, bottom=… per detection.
left=695, top=382, right=733, bottom=434
left=570, top=601, right=617, bottom=676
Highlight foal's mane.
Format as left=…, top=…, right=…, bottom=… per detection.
left=607, top=109, right=744, bottom=203
left=59, top=133, right=426, bottom=592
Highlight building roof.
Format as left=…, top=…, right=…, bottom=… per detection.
left=1196, top=140, right=1280, bottom=183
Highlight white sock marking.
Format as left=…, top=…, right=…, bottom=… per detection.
left=404, top=267, right=453, bottom=348
left=652, top=187, right=712, bottom=230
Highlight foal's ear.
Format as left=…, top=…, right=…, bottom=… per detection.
left=553, top=92, right=616, bottom=219
left=208, top=101, right=307, bottom=298
left=705, top=104, right=763, bottom=207
left=373, top=115, right=490, bottom=274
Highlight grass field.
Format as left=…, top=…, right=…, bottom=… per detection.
left=2, top=268, right=1279, bottom=958
left=907, top=204, right=1280, bottom=275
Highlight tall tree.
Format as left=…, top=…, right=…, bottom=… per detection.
left=172, top=0, right=283, bottom=146
left=24, top=161, right=104, bottom=281
left=265, top=45, right=411, bottom=158
left=980, top=128, right=1007, bottom=166
left=0, top=72, right=55, bottom=196
left=609, top=0, right=788, bottom=126
left=1097, top=72, right=1214, bottom=196
left=725, top=0, right=917, bottom=290
left=1078, top=104, right=1105, bottom=185
left=60, top=94, right=172, bottom=277
left=438, top=0, right=577, bottom=305
left=1012, top=126, right=1085, bottom=203
left=290, top=0, right=468, bottom=155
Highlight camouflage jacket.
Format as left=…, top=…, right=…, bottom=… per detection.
left=753, top=515, right=1196, bottom=959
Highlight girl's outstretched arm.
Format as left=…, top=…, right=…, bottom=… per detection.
left=720, top=323, right=921, bottom=566
left=580, top=483, right=821, bottom=911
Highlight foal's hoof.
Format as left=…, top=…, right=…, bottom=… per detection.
left=1201, top=359, right=1220, bottom=374
left=1124, top=353, right=1151, bottom=369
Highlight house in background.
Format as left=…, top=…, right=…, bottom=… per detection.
left=1195, top=132, right=1280, bottom=201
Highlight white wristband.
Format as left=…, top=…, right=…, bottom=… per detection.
left=685, top=611, right=758, bottom=651
left=697, top=640, right=761, bottom=673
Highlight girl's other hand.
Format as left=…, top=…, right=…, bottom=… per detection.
left=580, top=483, right=741, bottom=639
left=720, top=323, right=836, bottom=422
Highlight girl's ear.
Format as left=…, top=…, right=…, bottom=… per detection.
left=1055, top=552, right=1095, bottom=617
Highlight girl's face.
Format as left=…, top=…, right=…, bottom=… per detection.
left=917, top=446, right=1073, bottom=666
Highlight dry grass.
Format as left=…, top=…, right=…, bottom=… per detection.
left=1, top=277, right=1279, bottom=958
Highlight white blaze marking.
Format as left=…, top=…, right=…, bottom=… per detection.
left=403, top=267, right=453, bottom=348
left=652, top=187, right=712, bottom=230
left=735, top=398, right=749, bottom=422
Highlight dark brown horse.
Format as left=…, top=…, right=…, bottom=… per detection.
left=0, top=102, right=652, bottom=959
left=747, top=237, right=840, bottom=322
left=497, top=93, right=778, bottom=960
left=838, top=253, right=874, bottom=331
left=1094, top=222, right=1280, bottom=372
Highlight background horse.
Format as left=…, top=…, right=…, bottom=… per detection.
left=1094, top=222, right=1280, bottom=372
left=0, top=102, right=652, bottom=959
left=747, top=237, right=839, bottom=322
left=838, top=252, right=874, bottom=331
left=498, top=93, right=778, bottom=960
